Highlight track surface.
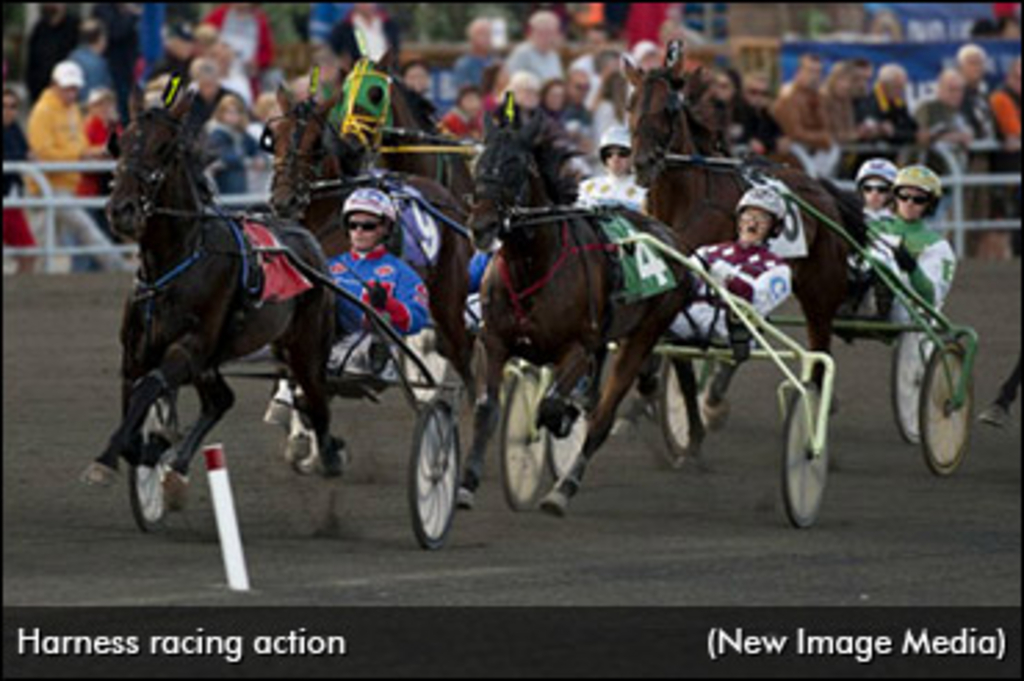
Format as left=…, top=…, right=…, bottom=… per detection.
left=4, top=262, right=1021, bottom=606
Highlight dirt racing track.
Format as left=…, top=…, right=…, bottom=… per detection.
left=3, top=261, right=1021, bottom=607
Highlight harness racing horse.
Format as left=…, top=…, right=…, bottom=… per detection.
left=625, top=46, right=868, bottom=410
left=330, top=54, right=476, bottom=209
left=264, top=86, right=477, bottom=400
left=82, top=90, right=344, bottom=501
left=461, top=103, right=698, bottom=517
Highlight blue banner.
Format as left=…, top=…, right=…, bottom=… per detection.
left=864, top=4, right=995, bottom=42
left=781, top=40, right=1022, bottom=112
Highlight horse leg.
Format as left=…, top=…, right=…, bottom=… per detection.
left=433, top=307, right=477, bottom=404
left=537, top=343, right=591, bottom=439
left=703, top=362, right=738, bottom=432
left=85, top=338, right=204, bottom=486
left=457, top=331, right=508, bottom=509
left=673, top=358, right=706, bottom=457
left=541, top=321, right=669, bottom=517
left=612, top=354, right=661, bottom=434
left=289, top=346, right=343, bottom=478
left=161, top=371, right=235, bottom=511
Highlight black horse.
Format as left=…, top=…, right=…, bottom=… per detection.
left=81, top=90, right=343, bottom=505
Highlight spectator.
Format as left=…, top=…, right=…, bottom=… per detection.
left=771, top=54, right=840, bottom=178
left=990, top=57, right=1021, bottom=258
left=540, top=79, right=568, bottom=124
left=26, top=4, right=81, bottom=103
left=92, top=4, right=140, bottom=124
left=481, top=62, right=510, bottom=114
left=211, top=40, right=253, bottom=107
left=203, top=3, right=275, bottom=99
left=568, top=24, right=612, bottom=104
left=194, top=23, right=222, bottom=60
left=310, top=3, right=354, bottom=45
left=591, top=71, right=629, bottom=147
left=206, top=95, right=263, bottom=196
left=26, top=61, right=128, bottom=272
left=851, top=59, right=875, bottom=125
left=625, top=3, right=672, bottom=48
left=821, top=61, right=861, bottom=146
left=564, top=68, right=595, bottom=154
left=329, top=3, right=401, bottom=69
left=401, top=61, right=432, bottom=99
left=865, top=64, right=918, bottom=147
left=69, top=19, right=114, bottom=104
left=185, top=57, right=236, bottom=135
left=76, top=88, right=120, bottom=209
left=958, top=44, right=997, bottom=144
left=734, top=72, right=787, bottom=157
left=248, top=92, right=280, bottom=194
left=148, top=23, right=195, bottom=83
left=506, top=11, right=565, bottom=84
left=440, top=86, right=484, bottom=141
left=708, top=69, right=741, bottom=147
left=506, top=71, right=542, bottom=113
left=915, top=69, right=974, bottom=150
left=452, top=19, right=496, bottom=91
left=3, top=88, right=38, bottom=274
left=631, top=41, right=662, bottom=74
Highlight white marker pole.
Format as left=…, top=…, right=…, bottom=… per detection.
left=203, top=444, right=251, bottom=592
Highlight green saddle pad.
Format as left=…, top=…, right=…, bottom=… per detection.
left=597, top=214, right=677, bottom=304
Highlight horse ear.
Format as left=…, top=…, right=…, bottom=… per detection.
left=521, top=108, right=544, bottom=142
left=667, top=40, right=687, bottom=82
left=277, top=84, right=296, bottom=115
left=623, top=56, right=644, bottom=89
left=317, top=86, right=343, bottom=117
left=129, top=85, right=144, bottom=122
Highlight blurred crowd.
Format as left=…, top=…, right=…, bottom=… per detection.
left=3, top=2, right=1022, bottom=272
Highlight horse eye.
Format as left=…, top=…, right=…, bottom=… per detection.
left=368, top=86, right=385, bottom=106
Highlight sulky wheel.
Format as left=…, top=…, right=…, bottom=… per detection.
left=920, top=343, right=973, bottom=477
left=408, top=398, right=460, bottom=550
left=128, top=397, right=179, bottom=534
left=891, top=332, right=933, bottom=445
left=655, top=359, right=704, bottom=470
left=499, top=366, right=549, bottom=512
left=781, top=384, right=828, bottom=529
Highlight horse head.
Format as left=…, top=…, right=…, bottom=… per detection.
left=108, top=85, right=198, bottom=242
left=266, top=84, right=343, bottom=219
left=626, top=41, right=695, bottom=189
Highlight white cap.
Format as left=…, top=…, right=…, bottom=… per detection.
left=631, top=41, right=660, bottom=65
left=52, top=61, right=85, bottom=89
left=343, top=188, right=398, bottom=223
left=599, top=126, right=632, bottom=153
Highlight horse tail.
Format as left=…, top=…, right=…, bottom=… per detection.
left=820, top=178, right=869, bottom=248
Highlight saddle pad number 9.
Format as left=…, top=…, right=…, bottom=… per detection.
left=399, top=200, right=441, bottom=269
left=600, top=215, right=677, bottom=304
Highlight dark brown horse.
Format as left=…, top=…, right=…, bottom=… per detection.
left=626, top=49, right=868, bottom=405
left=461, top=105, right=698, bottom=517
left=264, top=87, right=477, bottom=398
left=81, top=90, right=343, bottom=501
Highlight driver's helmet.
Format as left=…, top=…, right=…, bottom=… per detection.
left=894, top=166, right=943, bottom=201
left=856, top=158, right=899, bottom=188
left=736, top=186, right=787, bottom=239
left=343, top=188, right=398, bottom=225
left=599, top=126, right=633, bottom=163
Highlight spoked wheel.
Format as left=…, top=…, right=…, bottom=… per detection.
left=546, top=413, right=586, bottom=483
left=655, top=360, right=701, bottom=469
left=781, top=384, right=828, bottom=529
left=891, top=333, right=933, bottom=445
left=402, top=329, right=457, bottom=404
left=499, top=367, right=548, bottom=512
left=408, top=398, right=460, bottom=550
left=920, top=343, right=973, bottom=477
left=128, top=398, right=179, bottom=534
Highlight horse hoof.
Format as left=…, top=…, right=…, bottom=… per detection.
left=285, top=432, right=313, bottom=468
left=320, top=441, right=348, bottom=479
left=539, top=490, right=570, bottom=518
left=80, top=462, right=119, bottom=487
left=162, top=471, right=189, bottom=512
left=701, top=395, right=731, bottom=432
left=457, top=487, right=476, bottom=511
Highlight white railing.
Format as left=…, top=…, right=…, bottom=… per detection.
left=2, top=161, right=270, bottom=273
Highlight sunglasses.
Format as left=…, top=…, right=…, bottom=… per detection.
left=896, top=193, right=930, bottom=206
left=347, top=221, right=383, bottom=232
left=861, top=184, right=892, bottom=195
left=605, top=149, right=631, bottom=160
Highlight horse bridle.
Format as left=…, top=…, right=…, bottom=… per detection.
left=638, top=72, right=687, bottom=168
left=266, top=98, right=343, bottom=205
left=474, top=135, right=543, bottom=234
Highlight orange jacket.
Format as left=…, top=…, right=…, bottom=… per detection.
left=990, top=89, right=1021, bottom=139
left=26, top=87, right=88, bottom=194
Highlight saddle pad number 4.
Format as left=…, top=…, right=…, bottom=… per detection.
left=599, top=215, right=677, bottom=303
left=636, top=241, right=671, bottom=288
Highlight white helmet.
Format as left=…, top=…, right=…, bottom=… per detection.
left=856, top=158, right=899, bottom=188
left=343, top=188, right=397, bottom=223
left=52, top=61, right=85, bottom=89
left=737, top=187, right=787, bottom=222
left=599, top=126, right=632, bottom=154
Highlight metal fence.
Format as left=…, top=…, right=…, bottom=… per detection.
left=3, top=146, right=1021, bottom=273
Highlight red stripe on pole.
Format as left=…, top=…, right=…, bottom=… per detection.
left=204, top=444, right=226, bottom=471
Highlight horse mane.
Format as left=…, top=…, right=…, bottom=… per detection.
left=819, top=178, right=870, bottom=248
left=531, top=115, right=580, bottom=206
left=391, top=77, right=439, bottom=132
